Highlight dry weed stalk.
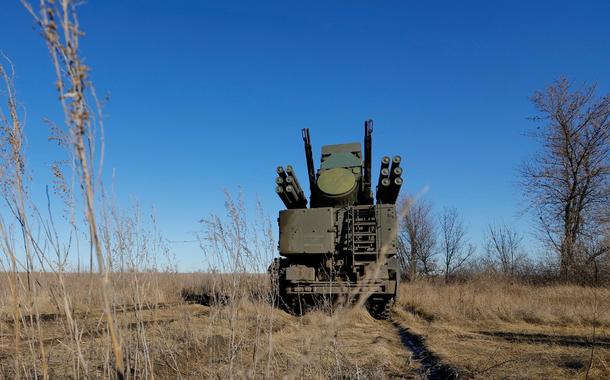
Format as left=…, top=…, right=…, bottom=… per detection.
left=197, top=191, right=278, bottom=378
left=0, top=56, right=51, bottom=379
left=21, top=0, right=125, bottom=376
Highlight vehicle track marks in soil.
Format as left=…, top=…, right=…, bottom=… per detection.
left=391, top=319, right=461, bottom=380
left=0, top=302, right=181, bottom=323
left=477, top=331, right=610, bottom=348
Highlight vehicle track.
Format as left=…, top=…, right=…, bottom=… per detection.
left=390, top=318, right=461, bottom=380
left=477, top=330, right=610, bottom=348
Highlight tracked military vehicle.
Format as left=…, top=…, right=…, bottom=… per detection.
left=270, top=120, right=403, bottom=319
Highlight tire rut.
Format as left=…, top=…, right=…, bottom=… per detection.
left=476, top=330, right=610, bottom=348
left=390, top=318, right=461, bottom=380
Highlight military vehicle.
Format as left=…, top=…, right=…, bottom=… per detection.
left=270, top=120, right=403, bottom=319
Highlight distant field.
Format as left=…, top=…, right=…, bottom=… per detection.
left=0, top=273, right=608, bottom=379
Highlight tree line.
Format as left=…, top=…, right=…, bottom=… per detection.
left=398, top=78, right=610, bottom=285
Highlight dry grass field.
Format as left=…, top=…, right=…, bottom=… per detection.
left=0, top=1, right=607, bottom=380
left=0, top=272, right=416, bottom=379
left=0, top=272, right=608, bottom=379
left=394, top=279, right=610, bottom=379
left=0, top=1, right=607, bottom=379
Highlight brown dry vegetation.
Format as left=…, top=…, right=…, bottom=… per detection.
left=395, top=279, right=610, bottom=379
left=0, top=272, right=416, bottom=379
left=0, top=1, right=607, bottom=379
left=1, top=274, right=608, bottom=378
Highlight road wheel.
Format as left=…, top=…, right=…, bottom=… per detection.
left=367, top=297, right=394, bottom=320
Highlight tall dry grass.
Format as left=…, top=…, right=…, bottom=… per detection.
left=397, top=278, right=610, bottom=328
left=394, top=279, right=610, bottom=379
left=0, top=1, right=193, bottom=378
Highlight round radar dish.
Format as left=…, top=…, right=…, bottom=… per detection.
left=317, top=168, right=356, bottom=196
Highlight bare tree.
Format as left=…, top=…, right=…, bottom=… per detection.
left=439, top=207, right=474, bottom=282
left=398, top=196, right=437, bottom=279
left=485, top=223, right=523, bottom=278
left=521, top=78, right=610, bottom=282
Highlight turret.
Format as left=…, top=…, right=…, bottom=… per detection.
left=275, top=120, right=403, bottom=209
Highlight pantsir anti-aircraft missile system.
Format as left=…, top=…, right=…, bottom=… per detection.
left=270, top=120, right=403, bottom=319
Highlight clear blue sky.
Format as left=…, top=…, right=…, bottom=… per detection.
left=1, top=1, right=609, bottom=270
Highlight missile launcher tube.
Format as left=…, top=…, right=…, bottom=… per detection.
left=377, top=167, right=390, bottom=190
left=390, top=155, right=401, bottom=173
left=275, top=167, right=308, bottom=208
left=376, top=177, right=392, bottom=204
left=285, top=165, right=305, bottom=197
left=277, top=166, right=288, bottom=179
left=285, top=185, right=300, bottom=204
left=390, top=166, right=403, bottom=181
left=276, top=186, right=293, bottom=208
left=285, top=176, right=304, bottom=199
left=385, top=177, right=403, bottom=204
left=380, top=156, right=390, bottom=171
left=286, top=185, right=307, bottom=208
